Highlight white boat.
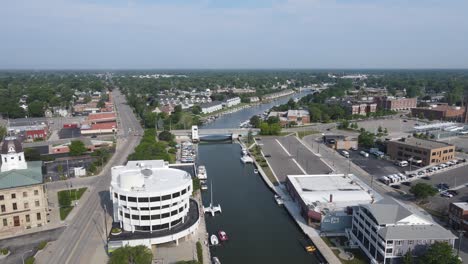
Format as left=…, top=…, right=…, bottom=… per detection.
left=210, top=234, right=219, bottom=245
left=254, top=169, right=258, bottom=174
left=204, top=181, right=222, bottom=216
left=197, top=165, right=208, bottom=180
left=201, top=182, right=208, bottom=191
left=274, top=194, right=284, bottom=205
left=240, top=155, right=254, bottom=164
left=212, top=257, right=221, bottom=264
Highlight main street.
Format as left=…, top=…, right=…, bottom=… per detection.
left=37, top=88, right=143, bottom=264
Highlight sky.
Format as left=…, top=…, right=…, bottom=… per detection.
left=1, top=0, right=468, bottom=69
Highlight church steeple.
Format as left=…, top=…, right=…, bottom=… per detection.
left=1, top=137, right=27, bottom=172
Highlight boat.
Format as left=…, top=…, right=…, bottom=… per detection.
left=204, top=181, right=222, bottom=216
left=254, top=169, right=258, bottom=174
left=197, top=165, right=207, bottom=180
left=212, top=257, right=221, bottom=264
left=305, top=245, right=316, bottom=253
left=201, top=182, right=208, bottom=191
left=210, top=234, right=219, bottom=245
left=274, top=194, right=284, bottom=205
left=218, top=230, right=228, bottom=241
left=240, top=155, right=254, bottom=164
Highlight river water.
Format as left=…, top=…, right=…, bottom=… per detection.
left=201, top=91, right=311, bottom=129
left=199, top=143, right=320, bottom=264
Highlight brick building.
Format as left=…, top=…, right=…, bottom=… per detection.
left=387, top=137, right=455, bottom=166
left=411, top=104, right=466, bottom=122
left=448, top=202, right=468, bottom=235
left=375, top=96, right=417, bottom=111
left=343, top=101, right=377, bottom=116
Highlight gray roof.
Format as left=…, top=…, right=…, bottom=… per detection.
left=0, top=161, right=43, bottom=189
left=378, top=224, right=456, bottom=240
left=200, top=101, right=223, bottom=108
left=363, top=198, right=413, bottom=225
left=1, top=138, right=23, bottom=154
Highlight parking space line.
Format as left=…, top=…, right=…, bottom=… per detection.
left=275, top=139, right=292, bottom=156
left=292, top=158, right=307, bottom=174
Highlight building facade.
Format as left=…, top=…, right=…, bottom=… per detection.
left=225, top=97, right=241, bottom=107
left=347, top=198, right=456, bottom=264
left=411, top=104, right=466, bottom=122
left=386, top=137, right=455, bottom=166
left=200, top=101, right=223, bottom=114
left=448, top=202, right=468, bottom=235
left=0, top=138, right=48, bottom=236
left=375, top=97, right=417, bottom=111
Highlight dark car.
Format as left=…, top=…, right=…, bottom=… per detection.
left=436, top=183, right=450, bottom=190
left=391, top=185, right=401, bottom=189
left=447, top=190, right=459, bottom=196
left=422, top=176, right=430, bottom=180
left=403, top=120, right=407, bottom=122
left=91, top=135, right=97, bottom=138
left=402, top=182, right=412, bottom=186
left=264, top=154, right=271, bottom=158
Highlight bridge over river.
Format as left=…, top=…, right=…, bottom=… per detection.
left=171, top=128, right=260, bottom=141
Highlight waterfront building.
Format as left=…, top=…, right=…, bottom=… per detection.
left=108, top=160, right=200, bottom=250
left=225, top=97, right=241, bottom=107
left=386, top=137, right=455, bottom=166
left=268, top=110, right=310, bottom=126
left=448, top=202, right=468, bottom=235
left=286, top=174, right=375, bottom=234
left=261, top=89, right=295, bottom=101
left=347, top=198, right=456, bottom=264
left=249, top=96, right=260, bottom=103
left=375, top=96, right=417, bottom=111
left=200, top=101, right=223, bottom=114
left=0, top=137, right=48, bottom=236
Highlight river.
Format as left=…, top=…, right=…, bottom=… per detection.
left=199, top=143, right=320, bottom=264
left=201, top=90, right=312, bottom=129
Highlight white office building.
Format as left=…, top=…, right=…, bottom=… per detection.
left=225, top=97, right=241, bottom=107
left=347, top=198, right=456, bottom=264
left=109, top=160, right=200, bottom=248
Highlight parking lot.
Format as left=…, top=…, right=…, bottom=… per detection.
left=346, top=150, right=407, bottom=177
left=356, top=118, right=424, bottom=139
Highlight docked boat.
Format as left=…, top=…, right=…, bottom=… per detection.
left=240, top=155, right=254, bottom=164
left=274, top=194, right=284, bottom=205
left=218, top=230, right=228, bottom=241
left=254, top=169, right=258, bottom=174
left=197, top=165, right=207, bottom=180
left=212, top=257, right=221, bottom=264
left=201, top=182, right=208, bottom=191
left=305, top=245, right=316, bottom=253
left=210, top=234, right=219, bottom=246
left=204, top=181, right=222, bottom=216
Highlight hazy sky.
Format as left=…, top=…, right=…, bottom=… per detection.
left=1, top=0, right=468, bottom=69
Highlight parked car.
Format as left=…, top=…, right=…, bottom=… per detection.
left=402, top=181, right=412, bottom=186
left=447, top=190, right=459, bottom=196
left=440, top=191, right=453, bottom=198
left=359, top=151, right=369, bottom=158
left=391, top=184, right=401, bottom=189
left=264, top=154, right=271, bottom=158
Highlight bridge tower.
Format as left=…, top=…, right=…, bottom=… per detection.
left=191, top=125, right=199, bottom=143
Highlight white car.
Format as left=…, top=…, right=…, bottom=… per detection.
left=360, top=151, right=369, bottom=157
left=440, top=191, right=453, bottom=198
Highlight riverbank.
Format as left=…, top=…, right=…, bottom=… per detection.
left=241, top=138, right=341, bottom=264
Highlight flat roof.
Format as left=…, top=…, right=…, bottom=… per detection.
left=287, top=174, right=373, bottom=207
left=111, top=160, right=192, bottom=193
left=389, top=137, right=453, bottom=149
left=452, top=202, right=468, bottom=211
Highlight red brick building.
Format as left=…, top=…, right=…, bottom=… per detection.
left=411, top=104, right=466, bottom=121
left=449, top=202, right=468, bottom=236
left=375, top=96, right=417, bottom=111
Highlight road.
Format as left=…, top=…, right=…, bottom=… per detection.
left=36, top=87, right=143, bottom=264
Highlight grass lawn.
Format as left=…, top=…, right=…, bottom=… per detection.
left=297, top=130, right=320, bottom=139
left=60, top=206, right=73, bottom=220
left=260, top=165, right=278, bottom=185
left=322, top=237, right=368, bottom=264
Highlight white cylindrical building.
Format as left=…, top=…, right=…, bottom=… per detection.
left=110, top=160, right=193, bottom=233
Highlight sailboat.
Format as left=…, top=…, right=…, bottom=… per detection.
left=203, top=180, right=222, bottom=216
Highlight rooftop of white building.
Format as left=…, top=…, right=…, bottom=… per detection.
left=287, top=174, right=374, bottom=209
left=111, top=160, right=192, bottom=193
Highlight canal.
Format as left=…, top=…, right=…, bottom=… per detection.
left=201, top=90, right=312, bottom=129
left=199, top=143, right=320, bottom=264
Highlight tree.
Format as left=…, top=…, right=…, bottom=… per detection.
left=28, top=101, right=44, bottom=117
left=24, top=148, right=41, bottom=161
left=419, top=242, right=461, bottom=264
left=378, top=125, right=383, bottom=133
left=191, top=105, right=201, bottom=115
left=409, top=182, right=437, bottom=200
left=97, top=100, right=106, bottom=109
left=267, top=116, right=280, bottom=125
left=402, top=251, right=414, bottom=264
left=250, top=115, right=261, bottom=128
left=158, top=131, right=175, bottom=142
left=0, top=126, right=6, bottom=140
left=69, top=140, right=87, bottom=156
left=247, top=130, right=253, bottom=144
left=358, top=130, right=375, bottom=149
left=338, top=120, right=350, bottom=129
left=108, top=245, right=153, bottom=264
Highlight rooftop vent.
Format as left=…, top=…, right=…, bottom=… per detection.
left=141, top=168, right=153, bottom=177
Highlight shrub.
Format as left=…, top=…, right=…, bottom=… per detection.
left=196, top=241, right=203, bottom=264
left=25, top=256, right=35, bottom=264
left=111, top=227, right=121, bottom=233
left=0, top=248, right=9, bottom=255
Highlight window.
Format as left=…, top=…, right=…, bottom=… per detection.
left=1, top=205, right=5, bottom=212
left=11, top=193, right=16, bottom=199
left=35, top=200, right=40, bottom=207
left=24, top=202, right=29, bottom=209
left=408, top=240, right=414, bottom=245
left=12, top=203, right=17, bottom=210
left=26, top=214, right=30, bottom=222
left=162, top=195, right=171, bottom=201
left=0, top=195, right=3, bottom=200
left=19, top=155, right=22, bottom=161
left=138, top=197, right=149, bottom=202
left=150, top=196, right=161, bottom=202
left=395, top=240, right=402, bottom=246
left=172, top=192, right=180, bottom=198
left=127, top=197, right=137, bottom=202
left=2, top=219, right=7, bottom=226
left=34, top=190, right=39, bottom=196
left=36, top=213, right=41, bottom=220
left=119, top=195, right=126, bottom=201
left=3, top=157, right=6, bottom=162
left=114, top=193, right=118, bottom=198
left=23, top=191, right=28, bottom=197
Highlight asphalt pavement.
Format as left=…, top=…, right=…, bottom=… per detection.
left=36, top=88, right=143, bottom=264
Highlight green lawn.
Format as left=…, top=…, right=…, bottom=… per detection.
left=297, top=130, right=320, bottom=139
left=58, top=187, right=88, bottom=220
left=60, top=207, right=73, bottom=220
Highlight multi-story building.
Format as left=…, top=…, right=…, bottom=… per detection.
left=386, top=137, right=455, bottom=166
left=375, top=96, right=417, bottom=111
left=342, top=101, right=377, bottom=116
left=411, top=104, right=466, bottom=122
left=200, top=101, right=223, bottom=114
left=249, top=97, right=260, bottom=103
left=0, top=137, right=48, bottom=236
left=108, top=160, right=200, bottom=249
left=347, top=198, right=456, bottom=264
left=448, top=202, right=468, bottom=235
left=268, top=110, right=310, bottom=126
left=225, top=97, right=241, bottom=107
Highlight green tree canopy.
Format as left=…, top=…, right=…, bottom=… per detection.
left=249, top=115, right=261, bottom=128
left=409, top=182, right=438, bottom=200
left=158, top=131, right=175, bottom=142
left=108, top=245, right=153, bottom=264
left=358, top=130, right=375, bottom=149
left=419, top=242, right=461, bottom=264
left=69, top=140, right=88, bottom=156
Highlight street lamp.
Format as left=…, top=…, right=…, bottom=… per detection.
left=22, top=249, right=33, bottom=264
